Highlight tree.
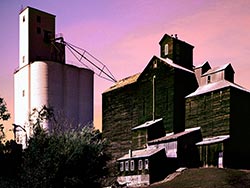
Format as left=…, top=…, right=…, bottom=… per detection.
left=0, top=98, right=10, bottom=140
left=21, top=106, right=110, bottom=188
left=0, top=98, right=21, bottom=188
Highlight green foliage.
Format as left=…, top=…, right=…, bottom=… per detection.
left=20, top=106, right=110, bottom=188
left=0, top=104, right=110, bottom=187
left=0, top=98, right=10, bottom=121
left=0, top=140, right=22, bottom=188
left=0, top=97, right=11, bottom=140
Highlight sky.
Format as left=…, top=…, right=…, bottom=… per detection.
left=1, top=0, right=250, bottom=139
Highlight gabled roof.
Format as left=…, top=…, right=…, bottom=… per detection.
left=159, top=34, right=194, bottom=49
left=117, top=147, right=164, bottom=161
left=104, top=55, right=194, bottom=93
left=148, top=127, right=201, bottom=144
left=132, top=118, right=162, bottom=131
left=202, top=63, right=234, bottom=76
left=137, top=55, right=194, bottom=81
left=186, top=80, right=250, bottom=98
left=156, top=56, right=194, bottom=74
left=194, top=61, right=211, bottom=70
left=103, top=73, right=140, bottom=93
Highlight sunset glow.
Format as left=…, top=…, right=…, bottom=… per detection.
left=1, top=0, right=250, bottom=139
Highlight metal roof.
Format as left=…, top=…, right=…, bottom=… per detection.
left=196, top=135, right=230, bottom=146
left=194, top=61, right=210, bottom=69
left=132, top=118, right=163, bottom=131
left=117, top=147, right=164, bottom=161
left=148, top=127, right=201, bottom=144
left=156, top=56, right=194, bottom=74
left=186, top=80, right=250, bottom=98
left=103, top=73, right=140, bottom=93
left=202, top=63, right=234, bottom=76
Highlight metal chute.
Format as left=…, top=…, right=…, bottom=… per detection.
left=53, top=37, right=117, bottom=83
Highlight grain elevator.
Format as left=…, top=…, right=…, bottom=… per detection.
left=14, top=7, right=93, bottom=147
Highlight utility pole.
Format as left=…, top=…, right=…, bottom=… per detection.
left=152, top=75, right=156, bottom=121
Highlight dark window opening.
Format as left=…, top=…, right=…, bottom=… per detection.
left=120, top=162, right=124, bottom=172
left=130, top=160, right=134, bottom=171
left=37, top=27, right=41, bottom=34
left=125, top=161, right=129, bottom=171
left=23, top=16, right=25, bottom=22
left=44, top=30, right=52, bottom=43
left=37, top=15, right=41, bottom=23
left=208, top=75, right=211, bottom=83
left=138, top=160, right=143, bottom=170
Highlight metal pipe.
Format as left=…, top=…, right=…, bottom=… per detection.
left=153, top=75, right=156, bottom=121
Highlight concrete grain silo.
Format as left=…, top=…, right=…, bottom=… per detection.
left=14, top=7, right=93, bottom=147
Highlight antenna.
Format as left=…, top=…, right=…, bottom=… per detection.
left=53, top=37, right=117, bottom=83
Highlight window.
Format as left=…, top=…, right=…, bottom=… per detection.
left=138, top=160, right=143, bottom=170
left=37, top=15, right=41, bottom=23
left=207, top=75, right=211, bottom=83
left=44, top=30, right=52, bottom=43
left=166, top=141, right=177, bottom=158
left=120, top=162, right=124, bottom=172
left=153, top=60, right=157, bottom=69
left=37, top=27, right=41, bottom=34
left=22, top=90, right=25, bottom=97
left=22, top=56, right=25, bottom=63
left=23, top=16, right=25, bottom=22
left=164, top=44, right=169, bottom=55
left=125, top=161, right=129, bottom=171
left=130, top=160, right=134, bottom=171
left=145, top=159, right=149, bottom=170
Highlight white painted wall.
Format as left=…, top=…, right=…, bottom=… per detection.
left=16, top=7, right=94, bottom=147
left=19, top=9, right=29, bottom=67
left=14, top=61, right=94, bottom=146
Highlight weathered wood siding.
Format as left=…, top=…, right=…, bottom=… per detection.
left=185, top=88, right=231, bottom=137
left=103, top=57, right=197, bottom=160
left=132, top=120, right=165, bottom=150
left=102, top=83, right=138, bottom=159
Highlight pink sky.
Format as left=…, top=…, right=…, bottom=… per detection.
left=1, top=0, right=250, bottom=139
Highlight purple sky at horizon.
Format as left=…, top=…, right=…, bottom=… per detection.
left=1, top=0, right=250, bottom=139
